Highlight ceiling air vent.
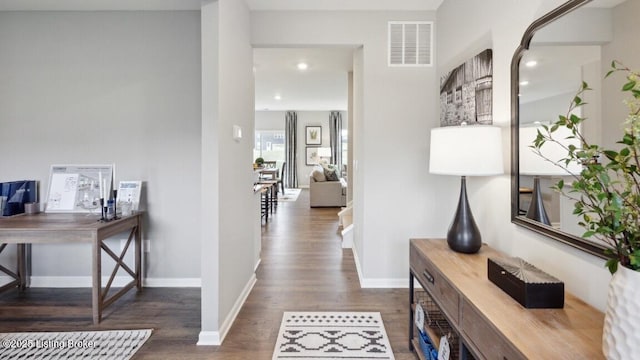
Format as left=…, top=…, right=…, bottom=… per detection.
left=388, top=21, right=433, bottom=67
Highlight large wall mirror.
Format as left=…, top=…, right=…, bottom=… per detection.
left=511, top=0, right=639, bottom=258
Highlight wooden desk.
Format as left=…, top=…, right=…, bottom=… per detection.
left=409, top=239, right=604, bottom=359
left=0, top=212, right=143, bottom=324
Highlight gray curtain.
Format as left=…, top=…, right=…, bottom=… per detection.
left=329, top=111, right=343, bottom=167
left=284, top=111, right=298, bottom=188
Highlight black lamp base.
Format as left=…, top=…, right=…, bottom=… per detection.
left=526, top=176, right=551, bottom=225
left=447, top=176, right=482, bottom=254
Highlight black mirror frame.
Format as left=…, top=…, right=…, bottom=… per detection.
left=510, top=0, right=608, bottom=259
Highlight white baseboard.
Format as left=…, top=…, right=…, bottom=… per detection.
left=341, top=224, right=353, bottom=249
left=254, top=258, right=261, bottom=272
left=144, top=278, right=201, bottom=287
left=349, top=247, right=406, bottom=288
left=197, top=331, right=221, bottom=346
left=0, top=276, right=201, bottom=288
left=198, top=273, right=257, bottom=346
left=360, top=277, right=408, bottom=288
left=351, top=245, right=364, bottom=288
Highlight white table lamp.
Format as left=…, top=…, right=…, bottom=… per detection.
left=317, top=147, right=332, bottom=158
left=429, top=124, right=504, bottom=253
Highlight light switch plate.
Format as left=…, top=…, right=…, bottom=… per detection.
left=233, top=125, right=242, bottom=141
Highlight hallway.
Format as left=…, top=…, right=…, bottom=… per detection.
left=0, top=189, right=414, bottom=359
left=221, top=188, right=413, bottom=358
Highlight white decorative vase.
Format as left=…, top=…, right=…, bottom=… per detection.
left=603, top=265, right=640, bottom=359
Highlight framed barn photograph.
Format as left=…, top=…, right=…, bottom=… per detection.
left=440, top=49, right=493, bottom=126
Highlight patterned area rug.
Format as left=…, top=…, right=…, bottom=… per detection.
left=0, top=329, right=152, bottom=360
left=278, top=188, right=301, bottom=202
left=272, top=312, right=395, bottom=360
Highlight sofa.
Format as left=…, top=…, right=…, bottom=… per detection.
left=309, top=165, right=347, bottom=207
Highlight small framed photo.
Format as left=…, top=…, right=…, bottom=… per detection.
left=305, top=126, right=322, bottom=145
left=306, top=147, right=320, bottom=165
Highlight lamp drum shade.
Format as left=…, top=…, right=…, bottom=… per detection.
left=317, top=147, right=332, bottom=158
left=429, top=125, right=504, bottom=176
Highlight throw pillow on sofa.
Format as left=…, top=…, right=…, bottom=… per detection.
left=312, top=168, right=326, bottom=182
left=323, top=165, right=340, bottom=181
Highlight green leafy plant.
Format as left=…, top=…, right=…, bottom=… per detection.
left=532, top=61, right=640, bottom=274
left=255, top=157, right=264, bottom=166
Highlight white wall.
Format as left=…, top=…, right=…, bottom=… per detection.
left=255, top=110, right=285, bottom=131
left=217, top=0, right=255, bottom=333
left=252, top=10, right=436, bottom=286
left=0, top=11, right=201, bottom=283
left=602, top=0, right=640, bottom=150
left=200, top=0, right=256, bottom=345
left=200, top=0, right=220, bottom=344
left=437, top=0, right=612, bottom=311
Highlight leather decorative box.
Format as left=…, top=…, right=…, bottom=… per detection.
left=488, top=257, right=564, bottom=308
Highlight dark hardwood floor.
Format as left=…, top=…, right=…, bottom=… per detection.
left=0, top=189, right=414, bottom=359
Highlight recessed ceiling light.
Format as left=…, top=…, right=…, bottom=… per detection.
left=520, top=80, right=529, bottom=86
left=274, top=94, right=282, bottom=100
left=297, top=62, right=308, bottom=70
left=525, top=60, right=537, bottom=67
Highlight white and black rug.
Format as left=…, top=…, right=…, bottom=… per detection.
left=279, top=188, right=301, bottom=202
left=0, top=329, right=152, bottom=360
left=272, top=312, right=395, bottom=360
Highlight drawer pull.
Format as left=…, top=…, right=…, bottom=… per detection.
left=422, top=270, right=434, bottom=284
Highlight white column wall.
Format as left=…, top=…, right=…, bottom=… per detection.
left=199, top=0, right=255, bottom=344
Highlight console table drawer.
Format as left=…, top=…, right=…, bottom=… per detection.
left=461, top=298, right=525, bottom=360
left=410, top=245, right=459, bottom=325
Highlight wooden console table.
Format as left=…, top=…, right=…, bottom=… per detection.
left=0, top=212, right=143, bottom=324
left=409, top=238, right=604, bottom=359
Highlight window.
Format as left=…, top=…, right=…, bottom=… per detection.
left=254, top=130, right=285, bottom=161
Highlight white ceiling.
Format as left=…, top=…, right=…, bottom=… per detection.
left=0, top=0, right=201, bottom=11
left=519, top=45, right=601, bottom=104
left=246, top=0, right=443, bottom=11
left=585, top=0, right=628, bottom=8
left=0, top=0, right=442, bottom=11
left=254, top=47, right=355, bottom=111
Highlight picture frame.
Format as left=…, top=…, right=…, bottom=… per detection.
left=305, top=147, right=320, bottom=166
left=305, top=126, right=322, bottom=145
left=117, top=180, right=142, bottom=211
left=45, top=164, right=114, bottom=213
left=440, top=48, right=493, bottom=126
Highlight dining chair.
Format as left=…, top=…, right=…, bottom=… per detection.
left=276, top=162, right=285, bottom=195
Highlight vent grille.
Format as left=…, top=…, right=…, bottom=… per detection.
left=388, top=21, right=433, bottom=67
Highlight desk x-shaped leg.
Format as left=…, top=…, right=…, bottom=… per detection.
left=0, top=243, right=20, bottom=292
left=92, top=223, right=141, bottom=324
left=0, top=243, right=30, bottom=293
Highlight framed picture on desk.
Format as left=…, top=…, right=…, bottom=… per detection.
left=46, top=164, right=113, bottom=213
